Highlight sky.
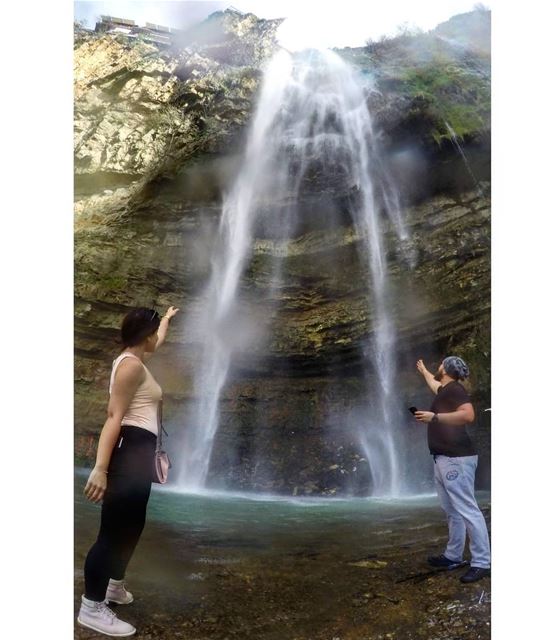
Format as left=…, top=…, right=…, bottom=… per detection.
left=74, top=0, right=492, bottom=50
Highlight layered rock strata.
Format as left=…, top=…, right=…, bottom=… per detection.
left=75, top=9, right=491, bottom=494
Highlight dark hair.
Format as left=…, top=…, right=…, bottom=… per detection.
left=120, top=308, right=161, bottom=347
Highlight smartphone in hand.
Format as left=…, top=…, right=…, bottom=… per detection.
left=408, top=406, right=417, bottom=415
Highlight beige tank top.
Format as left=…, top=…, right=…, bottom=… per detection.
left=109, top=352, right=162, bottom=436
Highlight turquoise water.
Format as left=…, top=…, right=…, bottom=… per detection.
left=75, top=468, right=488, bottom=553
left=77, top=467, right=440, bottom=528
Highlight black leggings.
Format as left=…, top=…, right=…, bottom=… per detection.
left=84, top=425, right=156, bottom=602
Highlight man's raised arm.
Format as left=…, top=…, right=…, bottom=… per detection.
left=416, top=359, right=441, bottom=395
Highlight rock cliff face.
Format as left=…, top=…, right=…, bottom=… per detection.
left=74, top=9, right=491, bottom=494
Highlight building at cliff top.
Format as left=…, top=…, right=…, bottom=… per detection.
left=94, top=15, right=182, bottom=47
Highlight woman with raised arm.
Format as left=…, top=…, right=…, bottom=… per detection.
left=78, top=306, right=179, bottom=637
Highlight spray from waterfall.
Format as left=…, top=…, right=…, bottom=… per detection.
left=178, top=48, right=411, bottom=496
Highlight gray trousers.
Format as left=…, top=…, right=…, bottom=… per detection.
left=434, top=454, right=491, bottom=568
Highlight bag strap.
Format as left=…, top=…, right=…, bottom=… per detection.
left=156, top=399, right=169, bottom=452
left=157, top=399, right=162, bottom=452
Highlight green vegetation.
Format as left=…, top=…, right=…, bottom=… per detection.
left=400, top=61, right=490, bottom=143
left=354, top=9, right=491, bottom=145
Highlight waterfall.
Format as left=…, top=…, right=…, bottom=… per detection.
left=444, top=121, right=484, bottom=196
left=178, top=49, right=410, bottom=495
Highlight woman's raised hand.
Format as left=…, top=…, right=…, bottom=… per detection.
left=164, top=306, right=179, bottom=320
left=84, top=468, right=108, bottom=504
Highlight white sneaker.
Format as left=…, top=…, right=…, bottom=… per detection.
left=77, top=596, right=136, bottom=637
left=106, top=578, right=134, bottom=605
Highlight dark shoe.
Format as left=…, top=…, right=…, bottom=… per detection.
left=427, top=554, right=465, bottom=569
left=460, top=567, right=491, bottom=583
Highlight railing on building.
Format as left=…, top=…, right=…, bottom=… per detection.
left=94, top=16, right=178, bottom=47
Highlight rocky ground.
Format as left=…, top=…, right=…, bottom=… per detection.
left=74, top=479, right=490, bottom=640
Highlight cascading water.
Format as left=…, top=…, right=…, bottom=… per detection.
left=178, top=48, right=412, bottom=496
left=444, top=120, right=484, bottom=196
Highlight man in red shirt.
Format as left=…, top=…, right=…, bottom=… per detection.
left=415, top=356, right=491, bottom=583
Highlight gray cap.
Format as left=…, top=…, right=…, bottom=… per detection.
left=443, top=356, right=470, bottom=380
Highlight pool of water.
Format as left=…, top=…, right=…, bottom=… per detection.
left=75, top=468, right=450, bottom=548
